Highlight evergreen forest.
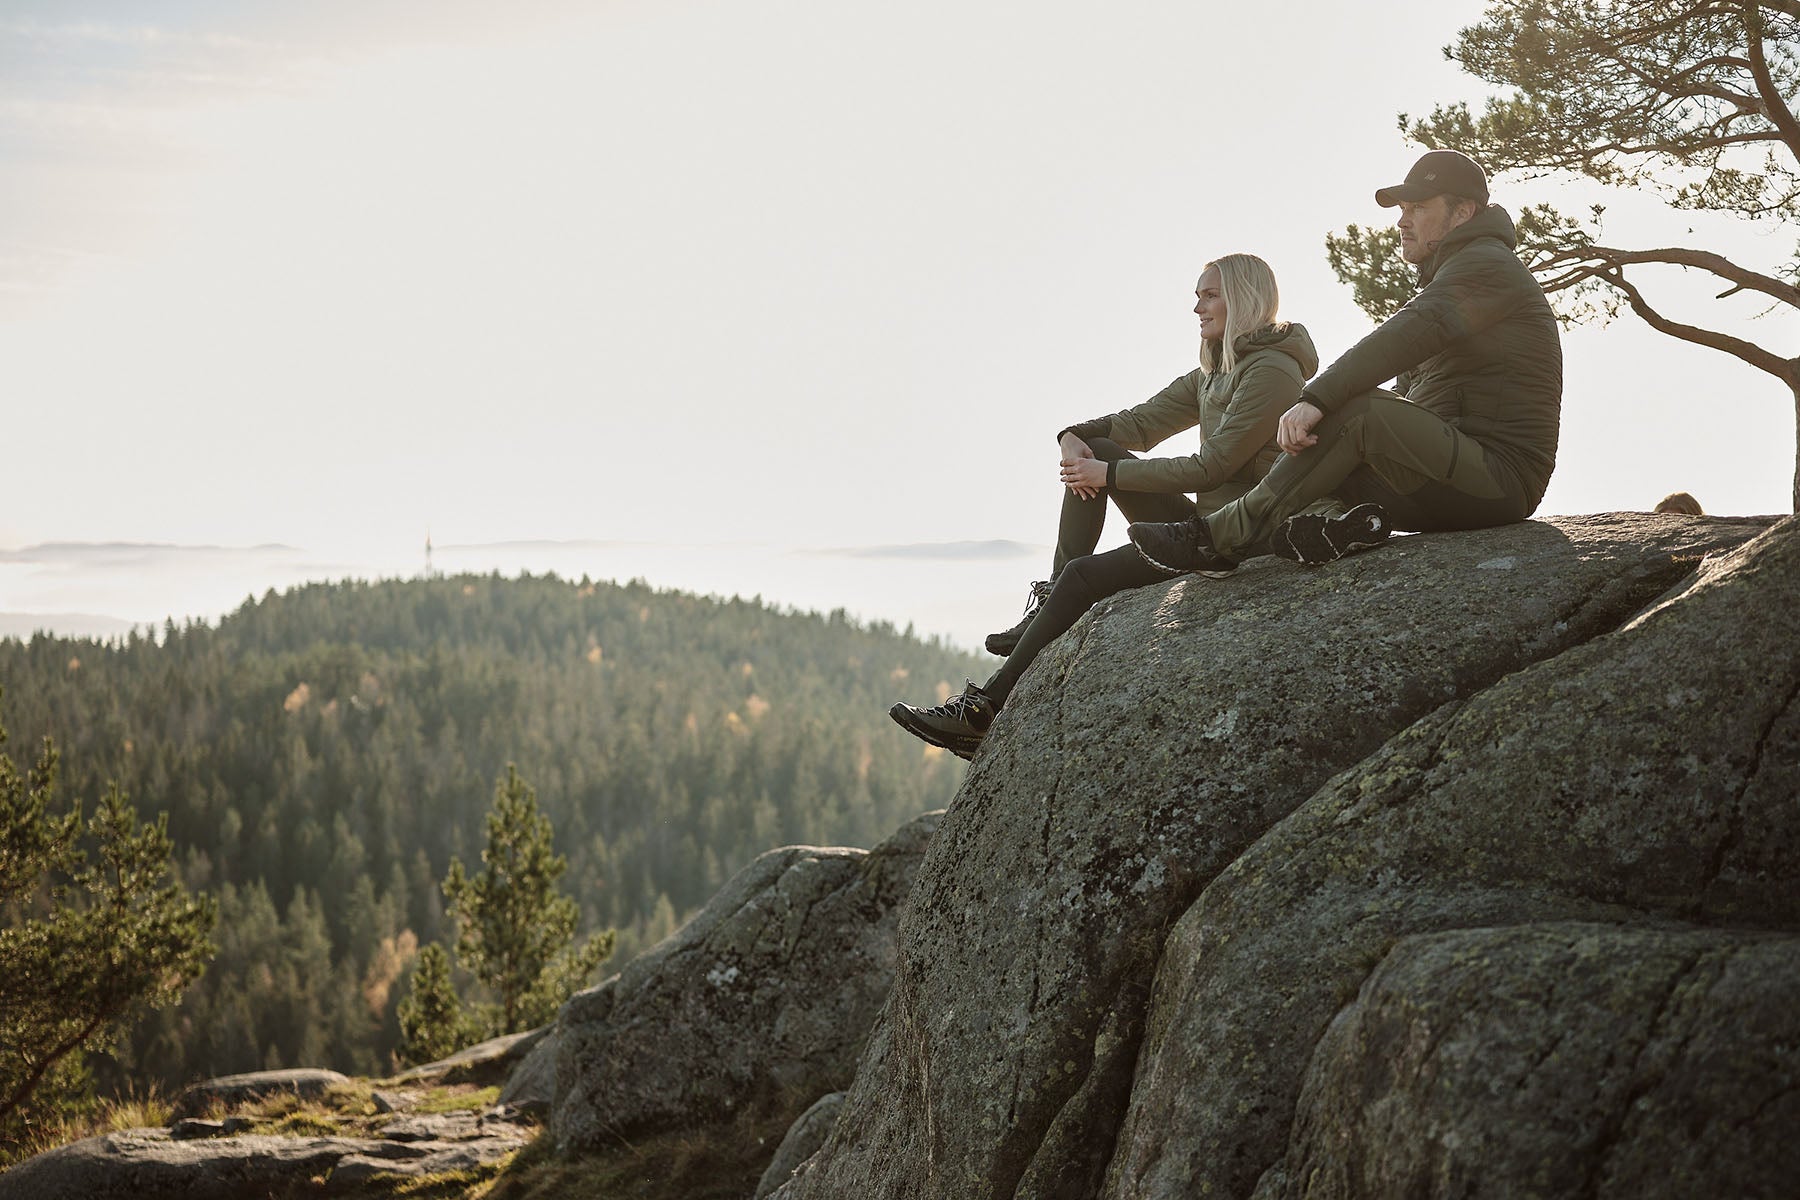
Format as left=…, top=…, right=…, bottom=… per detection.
left=0, top=573, right=981, bottom=1095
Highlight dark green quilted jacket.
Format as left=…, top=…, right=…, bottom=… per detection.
left=1303, top=205, right=1563, bottom=511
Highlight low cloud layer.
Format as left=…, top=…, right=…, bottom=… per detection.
left=813, top=540, right=1037, bottom=562
left=0, top=542, right=301, bottom=568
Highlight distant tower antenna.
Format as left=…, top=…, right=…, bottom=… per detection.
left=425, top=529, right=435, bottom=578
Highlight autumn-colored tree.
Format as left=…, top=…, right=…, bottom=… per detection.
left=1326, top=0, right=1800, bottom=508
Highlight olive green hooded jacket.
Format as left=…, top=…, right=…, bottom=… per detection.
left=1064, top=322, right=1319, bottom=507
left=1301, top=205, right=1563, bottom=511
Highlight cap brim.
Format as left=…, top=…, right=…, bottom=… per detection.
left=1374, top=183, right=1437, bottom=207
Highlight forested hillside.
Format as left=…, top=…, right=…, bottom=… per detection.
left=0, top=573, right=980, bottom=1092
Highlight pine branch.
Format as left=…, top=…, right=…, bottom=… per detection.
left=1614, top=57, right=1762, bottom=110
left=1535, top=244, right=1800, bottom=307
left=1601, top=267, right=1799, bottom=384
left=1536, top=262, right=1614, bottom=293
left=0, top=1014, right=110, bottom=1126
left=1512, top=131, right=1780, bottom=172
left=1667, top=54, right=1758, bottom=81
left=1746, top=1, right=1800, bottom=163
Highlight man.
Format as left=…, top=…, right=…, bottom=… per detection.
left=1128, top=150, right=1562, bottom=575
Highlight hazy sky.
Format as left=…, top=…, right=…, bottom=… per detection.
left=2, top=0, right=1795, bottom=639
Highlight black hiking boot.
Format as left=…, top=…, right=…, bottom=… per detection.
left=889, top=680, right=998, bottom=760
left=1127, top=516, right=1237, bottom=577
left=1271, top=503, right=1392, bottom=566
left=985, top=580, right=1052, bottom=656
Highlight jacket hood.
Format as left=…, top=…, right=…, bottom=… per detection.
left=1232, top=321, right=1320, bottom=381
left=1421, top=204, right=1518, bottom=285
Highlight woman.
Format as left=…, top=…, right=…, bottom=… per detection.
left=890, top=253, right=1317, bottom=758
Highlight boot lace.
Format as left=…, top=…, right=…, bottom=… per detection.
left=926, top=684, right=989, bottom=719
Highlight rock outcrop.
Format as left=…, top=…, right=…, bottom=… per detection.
left=1267, top=923, right=1800, bottom=1198
left=496, top=1028, right=559, bottom=1115
left=395, top=1026, right=548, bottom=1088
left=170, top=1068, right=349, bottom=1120
left=772, top=514, right=1793, bottom=1199
left=1107, top=515, right=1800, bottom=1198
left=756, top=1092, right=844, bottom=1199
left=0, top=1108, right=534, bottom=1200
left=549, top=808, right=940, bottom=1154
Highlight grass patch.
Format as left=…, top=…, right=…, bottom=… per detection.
left=2, top=1082, right=176, bottom=1165
left=412, top=1085, right=500, bottom=1115
left=245, top=1091, right=309, bottom=1119
left=98, top=1086, right=175, bottom=1133
left=324, top=1080, right=379, bottom=1117
left=250, top=1110, right=344, bottom=1138
left=228, top=1081, right=399, bottom=1136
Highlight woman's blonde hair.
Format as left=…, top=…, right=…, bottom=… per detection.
left=1198, top=253, right=1283, bottom=375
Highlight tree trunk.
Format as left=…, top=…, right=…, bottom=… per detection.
left=1792, top=382, right=1800, bottom=514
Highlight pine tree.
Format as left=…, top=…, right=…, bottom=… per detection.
left=442, top=765, right=614, bottom=1034
left=1325, top=0, right=1800, bottom=508
left=0, top=705, right=216, bottom=1158
left=395, top=943, right=474, bottom=1066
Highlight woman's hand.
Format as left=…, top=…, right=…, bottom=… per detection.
left=1058, top=433, right=1100, bottom=499
left=1060, top=455, right=1107, bottom=499
left=1278, top=400, right=1325, bottom=455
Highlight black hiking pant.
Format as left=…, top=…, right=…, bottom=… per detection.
left=987, top=439, right=1194, bottom=707
left=1050, top=439, right=1197, bottom=576
left=984, top=544, right=1170, bottom=706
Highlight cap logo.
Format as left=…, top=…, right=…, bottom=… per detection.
left=1423, top=172, right=1437, bottom=180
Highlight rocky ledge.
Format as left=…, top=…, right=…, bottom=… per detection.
left=0, top=1075, right=533, bottom=1200
left=768, top=513, right=1798, bottom=1200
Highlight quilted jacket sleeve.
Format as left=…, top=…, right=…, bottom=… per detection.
left=1303, top=240, right=1530, bottom=413
left=1112, top=355, right=1301, bottom=493
left=1063, top=371, right=1202, bottom=453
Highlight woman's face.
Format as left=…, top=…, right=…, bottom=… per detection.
left=1194, top=266, right=1227, bottom=342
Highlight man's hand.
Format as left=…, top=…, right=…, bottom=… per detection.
left=1278, top=400, right=1324, bottom=455
left=1060, top=455, right=1107, bottom=499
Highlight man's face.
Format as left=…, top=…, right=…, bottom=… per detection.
left=1396, top=195, right=1467, bottom=264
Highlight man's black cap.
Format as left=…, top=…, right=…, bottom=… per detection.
left=1375, top=150, right=1489, bottom=207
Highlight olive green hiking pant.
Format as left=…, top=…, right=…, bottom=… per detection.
left=1052, top=438, right=1252, bottom=576
left=1205, top=389, right=1532, bottom=559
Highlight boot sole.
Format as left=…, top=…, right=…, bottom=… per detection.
left=1128, top=527, right=1236, bottom=578
left=1274, top=506, right=1391, bottom=566
left=889, top=704, right=983, bottom=760
left=984, top=632, right=1022, bottom=656
left=1272, top=515, right=1336, bottom=566
left=1324, top=504, right=1391, bottom=560
left=1135, top=547, right=1236, bottom=580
